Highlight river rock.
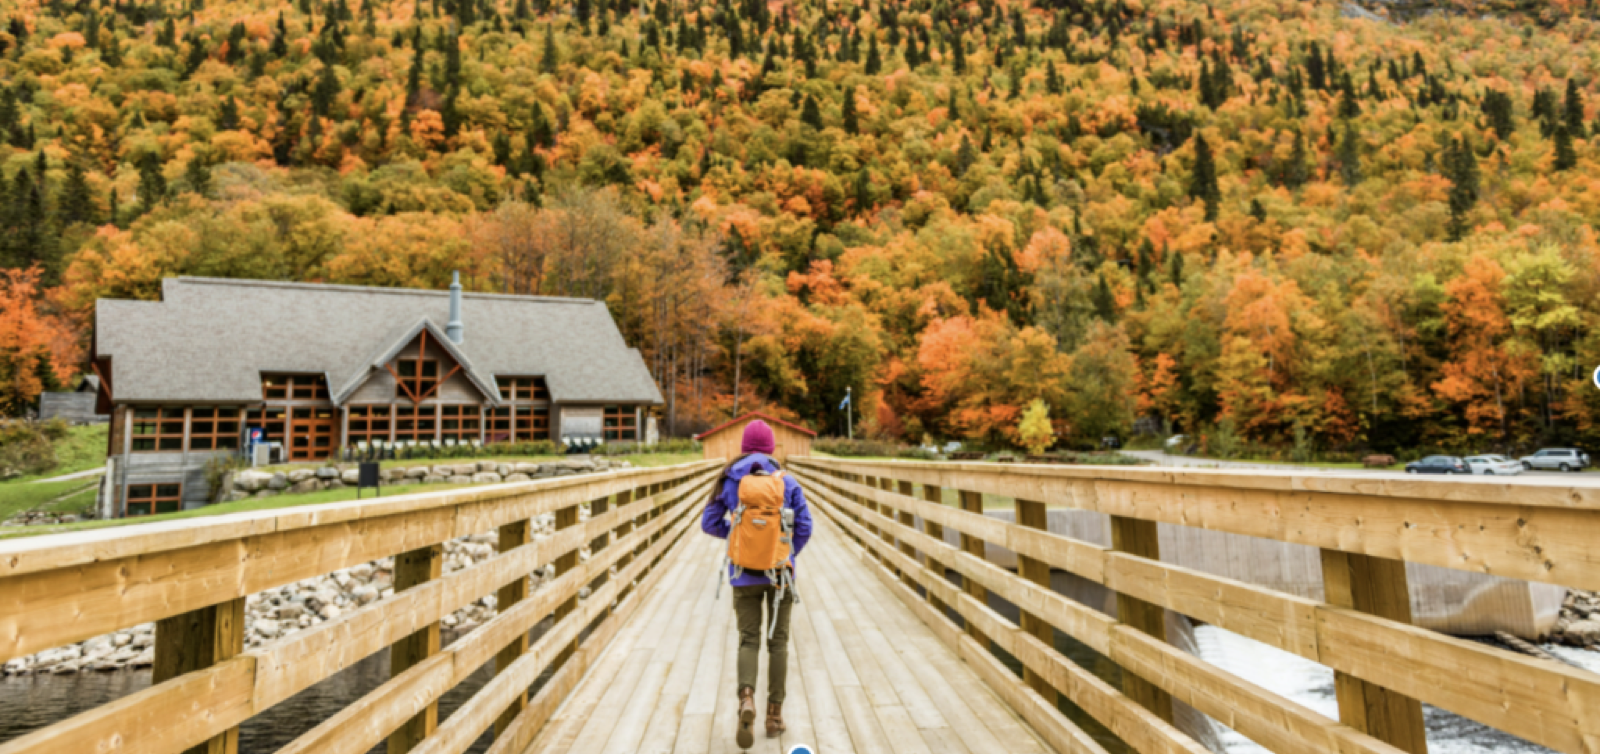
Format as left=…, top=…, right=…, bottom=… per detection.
left=267, top=473, right=289, bottom=491
left=352, top=585, right=379, bottom=605
left=234, top=470, right=274, bottom=491
left=472, top=472, right=502, bottom=484
left=255, top=620, right=281, bottom=639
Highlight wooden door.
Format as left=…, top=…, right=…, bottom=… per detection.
left=289, top=407, right=337, bottom=461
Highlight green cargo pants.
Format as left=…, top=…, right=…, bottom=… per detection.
left=733, top=584, right=795, bottom=704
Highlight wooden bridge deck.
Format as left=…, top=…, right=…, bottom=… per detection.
left=523, top=517, right=1052, bottom=754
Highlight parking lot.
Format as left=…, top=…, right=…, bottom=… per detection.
left=1123, top=450, right=1600, bottom=479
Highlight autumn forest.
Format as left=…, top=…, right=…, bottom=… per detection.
left=0, top=0, right=1598, bottom=454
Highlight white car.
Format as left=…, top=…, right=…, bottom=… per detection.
left=1464, top=455, right=1522, bottom=476
left=1164, top=434, right=1186, bottom=448
left=1519, top=448, right=1591, bottom=472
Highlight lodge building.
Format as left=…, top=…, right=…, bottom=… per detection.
left=91, top=275, right=664, bottom=517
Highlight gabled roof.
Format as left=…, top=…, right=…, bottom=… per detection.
left=331, top=317, right=500, bottom=406
left=695, top=411, right=818, bottom=440
left=96, top=278, right=665, bottom=406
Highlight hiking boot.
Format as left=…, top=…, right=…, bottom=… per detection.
left=736, top=687, right=756, bottom=749
left=765, top=701, right=786, bottom=738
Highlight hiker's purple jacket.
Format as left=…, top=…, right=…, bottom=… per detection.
left=701, top=453, right=813, bottom=587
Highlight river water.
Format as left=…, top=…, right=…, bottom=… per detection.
left=0, top=623, right=556, bottom=753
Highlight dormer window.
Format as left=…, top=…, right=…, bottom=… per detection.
left=397, top=358, right=439, bottom=399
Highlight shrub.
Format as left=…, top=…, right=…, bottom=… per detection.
left=0, top=420, right=59, bottom=479
left=593, top=439, right=702, bottom=455
left=814, top=438, right=940, bottom=460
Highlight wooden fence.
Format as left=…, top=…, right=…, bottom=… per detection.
left=790, top=457, right=1600, bottom=754
left=0, top=459, right=721, bottom=754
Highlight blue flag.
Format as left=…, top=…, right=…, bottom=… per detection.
left=839, top=393, right=851, bottom=410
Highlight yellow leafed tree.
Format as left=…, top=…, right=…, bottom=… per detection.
left=1018, top=399, right=1055, bottom=456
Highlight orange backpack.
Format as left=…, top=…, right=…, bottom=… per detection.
left=718, top=469, right=801, bottom=631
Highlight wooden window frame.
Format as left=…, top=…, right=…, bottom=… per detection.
left=347, top=404, right=393, bottom=445
left=187, top=407, right=243, bottom=451
left=603, top=405, right=637, bottom=441
left=490, top=377, right=552, bottom=443
left=262, top=374, right=329, bottom=402
left=394, top=404, right=439, bottom=444
left=440, top=404, right=482, bottom=443
left=246, top=407, right=287, bottom=445
left=387, top=330, right=462, bottom=404
left=131, top=407, right=186, bottom=452
left=125, top=482, right=183, bottom=517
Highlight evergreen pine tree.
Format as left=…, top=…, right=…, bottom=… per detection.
left=492, top=131, right=513, bottom=166
left=219, top=96, right=240, bottom=130
left=1282, top=130, right=1309, bottom=189
left=1446, top=137, right=1479, bottom=241
left=184, top=155, right=212, bottom=197
left=1046, top=60, right=1062, bottom=95
left=271, top=14, right=289, bottom=57
left=950, top=31, right=966, bottom=73
left=853, top=168, right=871, bottom=210
left=1565, top=78, right=1586, bottom=136
left=800, top=94, right=823, bottom=129
left=1189, top=134, right=1220, bottom=221
left=864, top=34, right=880, bottom=74
left=1250, top=198, right=1267, bottom=223
left=1091, top=273, right=1117, bottom=321
left=1337, top=122, right=1361, bottom=185
left=312, top=64, right=341, bottom=118
left=137, top=152, right=166, bottom=209
left=56, top=162, right=95, bottom=227
left=540, top=23, right=559, bottom=73
left=841, top=91, right=859, bottom=134
left=1169, top=248, right=1184, bottom=287
left=1554, top=124, right=1577, bottom=171
left=954, top=134, right=976, bottom=176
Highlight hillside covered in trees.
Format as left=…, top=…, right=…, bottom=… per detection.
left=1, top=0, right=1599, bottom=452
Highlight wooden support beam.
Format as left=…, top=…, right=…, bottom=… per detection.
left=1015, top=498, right=1058, bottom=704
left=1110, top=516, right=1173, bottom=724
left=920, top=483, right=949, bottom=617
left=551, top=502, right=581, bottom=669
left=957, top=489, right=990, bottom=648
left=388, top=544, right=443, bottom=754
left=588, top=494, right=612, bottom=598
left=153, top=597, right=246, bottom=754
left=1321, top=550, right=1429, bottom=754
left=896, top=480, right=919, bottom=589
left=492, top=519, right=532, bottom=741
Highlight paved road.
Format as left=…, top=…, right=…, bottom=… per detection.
left=1123, top=450, right=1589, bottom=479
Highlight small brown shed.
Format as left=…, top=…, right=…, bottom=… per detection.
left=695, top=411, right=816, bottom=463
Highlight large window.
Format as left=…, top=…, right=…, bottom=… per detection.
left=603, top=406, right=637, bottom=441
left=262, top=374, right=329, bottom=402
left=394, top=405, right=438, bottom=443
left=126, top=483, right=182, bottom=517
left=441, top=405, right=481, bottom=443
left=288, top=407, right=336, bottom=461
left=188, top=408, right=243, bottom=451
left=348, top=405, right=392, bottom=444
left=490, top=405, right=550, bottom=442
left=131, top=408, right=185, bottom=452
left=496, top=376, right=550, bottom=402
left=396, top=359, right=440, bottom=399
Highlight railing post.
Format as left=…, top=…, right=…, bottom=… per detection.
left=588, top=493, right=612, bottom=605
left=1015, top=498, right=1057, bottom=703
left=1110, top=516, right=1173, bottom=723
left=493, top=518, right=532, bottom=740
left=552, top=499, right=582, bottom=668
left=920, top=483, right=949, bottom=616
left=859, top=474, right=882, bottom=551
left=154, top=597, right=246, bottom=754
left=1321, top=550, right=1429, bottom=754
left=389, top=544, right=443, bottom=753
left=957, top=489, right=990, bottom=648
left=895, top=480, right=919, bottom=589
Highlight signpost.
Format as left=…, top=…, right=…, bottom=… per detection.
left=356, top=462, right=381, bottom=499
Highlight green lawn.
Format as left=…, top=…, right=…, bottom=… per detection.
left=0, top=478, right=102, bottom=522
left=257, top=452, right=703, bottom=474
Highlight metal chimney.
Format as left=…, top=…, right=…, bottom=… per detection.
left=446, top=271, right=464, bottom=344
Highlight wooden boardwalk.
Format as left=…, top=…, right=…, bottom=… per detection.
left=521, top=516, right=1053, bottom=754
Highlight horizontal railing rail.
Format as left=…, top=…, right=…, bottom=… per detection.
left=0, top=459, right=721, bottom=754
left=790, top=457, right=1600, bottom=754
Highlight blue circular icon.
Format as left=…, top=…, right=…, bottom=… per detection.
left=786, top=746, right=816, bottom=754
left=1594, top=365, right=1600, bottom=390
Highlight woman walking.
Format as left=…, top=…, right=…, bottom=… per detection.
left=701, top=419, right=813, bottom=749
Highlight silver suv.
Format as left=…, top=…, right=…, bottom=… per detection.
left=1518, top=448, right=1591, bottom=472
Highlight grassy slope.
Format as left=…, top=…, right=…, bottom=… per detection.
left=0, top=451, right=705, bottom=540
left=0, top=425, right=110, bottom=521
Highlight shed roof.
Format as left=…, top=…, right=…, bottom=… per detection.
left=95, top=277, right=665, bottom=406
left=694, top=411, right=817, bottom=440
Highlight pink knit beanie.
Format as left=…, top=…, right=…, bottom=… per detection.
left=741, top=419, right=777, bottom=455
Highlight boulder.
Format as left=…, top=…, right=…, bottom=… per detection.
left=254, top=490, right=279, bottom=499
left=325, top=480, right=346, bottom=490
left=496, top=463, right=512, bottom=477
left=267, top=473, right=289, bottom=491
left=1569, top=619, right=1600, bottom=646
left=287, top=469, right=316, bottom=483
left=383, top=468, right=408, bottom=481
left=290, top=479, right=321, bottom=495
left=555, top=459, right=596, bottom=471
left=472, top=472, right=502, bottom=484
left=276, top=604, right=306, bottom=620
left=234, top=470, right=274, bottom=491
left=352, top=585, right=379, bottom=605
left=406, top=466, right=430, bottom=479
left=316, top=467, right=340, bottom=480
left=255, top=620, right=281, bottom=639
left=512, top=462, right=541, bottom=474
left=341, top=469, right=360, bottom=485
left=447, top=475, right=474, bottom=485
left=423, top=475, right=447, bottom=485
left=432, top=465, right=456, bottom=478
left=453, top=463, right=479, bottom=476
left=477, top=461, right=498, bottom=473
left=505, top=473, right=532, bottom=483
left=224, top=490, right=253, bottom=502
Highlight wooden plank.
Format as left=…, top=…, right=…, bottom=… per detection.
left=791, top=551, right=857, bottom=754
left=1110, top=516, right=1173, bottom=725
left=1321, top=550, right=1430, bottom=754
left=790, top=458, right=1600, bottom=592
left=389, top=544, right=443, bottom=754
left=957, top=489, right=990, bottom=648
left=919, top=483, right=950, bottom=614
left=494, top=518, right=532, bottom=741
left=638, top=536, right=720, bottom=754
left=152, top=596, right=246, bottom=754
left=1015, top=498, right=1057, bottom=705
left=897, top=480, right=921, bottom=590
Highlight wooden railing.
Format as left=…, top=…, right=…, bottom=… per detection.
left=0, top=459, right=721, bottom=754
left=790, top=457, right=1600, bottom=754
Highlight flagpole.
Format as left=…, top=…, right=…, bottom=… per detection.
left=846, top=386, right=853, bottom=440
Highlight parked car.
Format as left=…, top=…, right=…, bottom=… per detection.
left=1518, top=448, right=1591, bottom=472
left=1164, top=434, right=1186, bottom=448
left=1404, top=455, right=1469, bottom=474
left=1464, top=455, right=1522, bottom=475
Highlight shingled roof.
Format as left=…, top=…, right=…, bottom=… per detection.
left=95, top=278, right=665, bottom=406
